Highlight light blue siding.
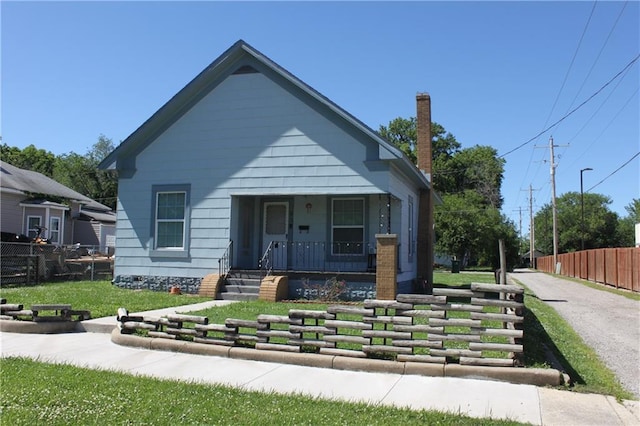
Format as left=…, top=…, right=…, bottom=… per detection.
left=113, top=72, right=421, bottom=279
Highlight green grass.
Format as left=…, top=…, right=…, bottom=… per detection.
left=433, top=271, right=496, bottom=287
left=0, top=357, right=525, bottom=426
left=0, top=280, right=211, bottom=318
left=1, top=272, right=631, bottom=400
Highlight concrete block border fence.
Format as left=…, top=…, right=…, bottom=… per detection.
left=111, top=283, right=565, bottom=386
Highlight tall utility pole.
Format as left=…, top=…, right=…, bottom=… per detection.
left=529, top=185, right=535, bottom=268
left=549, top=136, right=559, bottom=269
left=512, top=207, right=523, bottom=253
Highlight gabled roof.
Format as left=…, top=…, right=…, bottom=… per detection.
left=0, top=160, right=111, bottom=211
left=99, top=40, right=432, bottom=189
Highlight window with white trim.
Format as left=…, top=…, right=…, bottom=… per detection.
left=332, top=198, right=364, bottom=255
left=27, top=216, right=41, bottom=239
left=150, top=184, right=191, bottom=258
left=154, top=189, right=188, bottom=250
left=49, top=217, right=61, bottom=244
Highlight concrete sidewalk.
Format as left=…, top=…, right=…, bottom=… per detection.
left=2, top=302, right=639, bottom=425
left=79, top=299, right=237, bottom=333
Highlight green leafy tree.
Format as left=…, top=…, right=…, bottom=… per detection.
left=379, top=117, right=510, bottom=268
left=378, top=118, right=461, bottom=171
left=535, top=192, right=620, bottom=252
left=53, top=135, right=117, bottom=209
left=444, top=145, right=505, bottom=208
left=0, top=143, right=56, bottom=176
left=435, top=191, right=519, bottom=269
left=616, top=198, right=640, bottom=247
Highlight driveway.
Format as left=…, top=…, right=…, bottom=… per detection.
left=510, top=269, right=640, bottom=399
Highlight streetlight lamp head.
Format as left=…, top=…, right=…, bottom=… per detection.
left=581, top=167, right=593, bottom=172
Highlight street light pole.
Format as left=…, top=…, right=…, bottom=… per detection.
left=580, top=167, right=593, bottom=251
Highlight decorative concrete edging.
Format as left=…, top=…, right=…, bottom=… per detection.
left=0, top=318, right=81, bottom=334
left=0, top=301, right=91, bottom=334
left=110, top=328, right=565, bottom=387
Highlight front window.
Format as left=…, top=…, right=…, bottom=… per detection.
left=155, top=191, right=186, bottom=249
left=27, top=216, right=41, bottom=239
left=332, top=198, right=364, bottom=255
left=49, top=217, right=61, bottom=244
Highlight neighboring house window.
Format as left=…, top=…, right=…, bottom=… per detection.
left=151, top=184, right=190, bottom=257
left=49, top=217, right=61, bottom=244
left=408, top=196, right=414, bottom=262
left=27, top=216, right=41, bottom=239
left=332, top=198, right=364, bottom=255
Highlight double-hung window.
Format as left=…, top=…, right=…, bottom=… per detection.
left=152, top=184, right=190, bottom=257
left=49, top=217, right=61, bottom=244
left=332, top=198, right=364, bottom=255
left=27, top=216, right=42, bottom=239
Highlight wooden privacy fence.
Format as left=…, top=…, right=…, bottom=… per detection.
left=118, top=282, right=525, bottom=367
left=536, top=247, right=640, bottom=292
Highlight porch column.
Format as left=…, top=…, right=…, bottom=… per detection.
left=375, top=234, right=397, bottom=300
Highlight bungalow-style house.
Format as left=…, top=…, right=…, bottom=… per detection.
left=99, top=40, right=439, bottom=296
left=0, top=160, right=116, bottom=252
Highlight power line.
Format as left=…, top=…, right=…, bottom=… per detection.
left=565, top=1, right=629, bottom=112
left=542, top=1, right=598, bottom=129
left=499, top=54, right=640, bottom=158
left=561, top=86, right=638, bottom=173
left=586, top=151, right=640, bottom=192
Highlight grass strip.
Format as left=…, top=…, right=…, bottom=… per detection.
left=0, top=357, right=524, bottom=426
left=0, top=280, right=211, bottom=318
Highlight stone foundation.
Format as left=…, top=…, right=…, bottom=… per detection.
left=112, top=275, right=202, bottom=294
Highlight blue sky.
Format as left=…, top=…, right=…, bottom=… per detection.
left=2, top=1, right=638, bottom=235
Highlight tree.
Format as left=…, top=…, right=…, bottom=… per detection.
left=616, top=198, right=640, bottom=247
left=53, top=135, right=118, bottom=209
left=435, top=191, right=519, bottom=269
left=534, top=192, right=620, bottom=252
left=378, top=118, right=461, bottom=170
left=0, top=143, right=56, bottom=176
left=379, top=116, right=510, bottom=268
left=444, top=145, right=505, bottom=208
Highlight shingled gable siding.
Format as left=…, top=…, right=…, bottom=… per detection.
left=112, top=71, right=398, bottom=280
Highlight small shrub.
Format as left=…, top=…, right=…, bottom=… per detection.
left=302, top=276, right=347, bottom=302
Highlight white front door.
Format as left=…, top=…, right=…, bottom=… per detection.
left=263, top=202, right=288, bottom=270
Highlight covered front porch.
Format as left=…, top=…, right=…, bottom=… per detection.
left=226, top=193, right=403, bottom=275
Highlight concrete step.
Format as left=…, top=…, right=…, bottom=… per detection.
left=225, top=277, right=261, bottom=287
left=222, top=285, right=260, bottom=294
left=226, top=270, right=263, bottom=280
left=218, top=292, right=259, bottom=301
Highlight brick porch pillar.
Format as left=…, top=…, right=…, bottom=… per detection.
left=376, top=234, right=398, bottom=300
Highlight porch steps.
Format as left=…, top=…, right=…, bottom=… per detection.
left=218, top=270, right=262, bottom=301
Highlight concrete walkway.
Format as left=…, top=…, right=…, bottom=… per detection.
left=510, top=269, right=640, bottom=399
left=1, top=299, right=639, bottom=425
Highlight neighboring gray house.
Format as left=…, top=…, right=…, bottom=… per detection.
left=0, top=160, right=115, bottom=251
left=100, top=40, right=439, bottom=292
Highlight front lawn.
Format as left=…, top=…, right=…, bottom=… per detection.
left=0, top=271, right=631, bottom=400
left=0, top=280, right=211, bottom=319
left=0, top=357, right=524, bottom=426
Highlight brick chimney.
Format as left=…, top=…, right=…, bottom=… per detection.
left=416, top=93, right=432, bottom=175
left=416, top=93, right=434, bottom=288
